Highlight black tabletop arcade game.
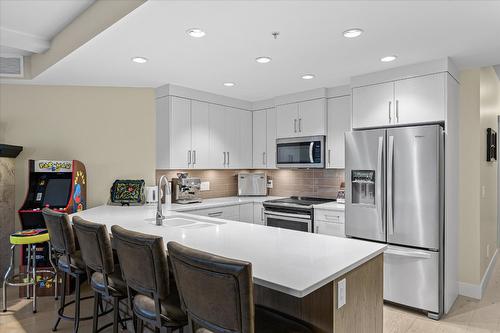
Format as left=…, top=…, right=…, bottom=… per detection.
left=18, top=159, right=86, bottom=296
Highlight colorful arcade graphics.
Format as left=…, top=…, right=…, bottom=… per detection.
left=18, top=160, right=87, bottom=296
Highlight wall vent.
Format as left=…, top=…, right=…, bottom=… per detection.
left=0, top=55, right=24, bottom=78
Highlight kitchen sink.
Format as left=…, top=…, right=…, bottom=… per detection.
left=145, top=215, right=226, bottom=227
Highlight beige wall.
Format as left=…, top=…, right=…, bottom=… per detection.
left=479, top=67, right=499, bottom=277
left=459, top=69, right=482, bottom=284
left=458, top=67, right=500, bottom=285
left=0, top=84, right=156, bottom=216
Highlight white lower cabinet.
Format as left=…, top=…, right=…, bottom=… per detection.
left=188, top=205, right=239, bottom=221
left=239, top=203, right=254, bottom=223
left=314, top=209, right=345, bottom=237
left=253, top=203, right=265, bottom=225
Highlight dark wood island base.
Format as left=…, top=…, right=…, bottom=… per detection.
left=254, top=254, right=383, bottom=333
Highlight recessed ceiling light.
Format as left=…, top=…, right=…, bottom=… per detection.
left=255, top=57, right=272, bottom=64
left=223, top=82, right=235, bottom=87
left=131, top=57, right=148, bottom=64
left=381, top=55, right=397, bottom=62
left=343, top=28, right=363, bottom=38
left=186, top=28, right=206, bottom=38
left=301, top=74, right=315, bottom=80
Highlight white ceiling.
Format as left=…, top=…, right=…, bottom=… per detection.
left=3, top=0, right=500, bottom=101
left=0, top=0, right=94, bottom=55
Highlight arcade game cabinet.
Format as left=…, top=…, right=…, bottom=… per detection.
left=18, top=160, right=86, bottom=296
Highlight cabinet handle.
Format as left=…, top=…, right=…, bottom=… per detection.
left=188, top=150, right=191, bottom=165
left=294, top=119, right=297, bottom=133
left=298, top=118, right=302, bottom=132
left=262, top=152, right=266, bottom=165
left=223, top=152, right=226, bottom=166
left=396, top=100, right=399, bottom=123
left=328, top=149, right=331, bottom=165
left=227, top=151, right=230, bottom=166
left=261, top=207, right=264, bottom=221
left=208, top=211, right=223, bottom=217
left=193, top=150, right=196, bottom=165
left=388, top=101, right=392, bottom=123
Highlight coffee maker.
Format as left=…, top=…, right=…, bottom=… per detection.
left=171, top=172, right=202, bottom=204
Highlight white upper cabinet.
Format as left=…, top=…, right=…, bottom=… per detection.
left=352, top=73, right=446, bottom=129
left=252, top=110, right=267, bottom=168
left=191, top=100, right=210, bottom=168
left=168, top=97, right=191, bottom=169
left=266, top=108, right=277, bottom=168
left=298, top=99, right=326, bottom=137
left=224, top=107, right=240, bottom=168
left=394, top=73, right=445, bottom=125
left=209, top=104, right=227, bottom=168
left=352, top=82, right=394, bottom=129
left=276, top=103, right=298, bottom=138
left=239, top=110, right=253, bottom=169
left=276, top=99, right=326, bottom=138
left=327, top=96, right=351, bottom=169
left=252, top=108, right=277, bottom=169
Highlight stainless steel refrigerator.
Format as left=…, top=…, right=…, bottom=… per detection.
left=345, top=124, right=444, bottom=319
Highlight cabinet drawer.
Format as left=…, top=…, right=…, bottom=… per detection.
left=189, top=205, right=239, bottom=220
left=314, top=209, right=345, bottom=224
left=314, top=220, right=345, bottom=237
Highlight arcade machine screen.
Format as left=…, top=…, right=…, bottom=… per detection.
left=42, top=178, right=71, bottom=207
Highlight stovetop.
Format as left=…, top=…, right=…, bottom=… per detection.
left=263, top=196, right=335, bottom=209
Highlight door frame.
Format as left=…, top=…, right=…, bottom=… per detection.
left=497, top=115, right=500, bottom=248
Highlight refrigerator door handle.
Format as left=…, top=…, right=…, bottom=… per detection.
left=376, top=136, right=384, bottom=234
left=385, top=248, right=432, bottom=259
left=388, top=135, right=394, bottom=235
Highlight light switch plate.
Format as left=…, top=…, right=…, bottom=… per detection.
left=200, top=181, right=210, bottom=191
left=337, top=278, right=346, bottom=309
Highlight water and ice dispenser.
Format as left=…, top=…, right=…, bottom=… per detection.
left=351, top=170, right=376, bottom=205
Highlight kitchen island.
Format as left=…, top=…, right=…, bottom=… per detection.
left=72, top=204, right=386, bottom=333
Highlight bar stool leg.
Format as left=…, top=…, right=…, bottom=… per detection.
left=2, top=245, right=15, bottom=312
left=74, top=274, right=81, bottom=333
left=53, top=272, right=66, bottom=331
left=32, top=244, right=37, bottom=313
left=112, top=297, right=119, bottom=333
left=26, top=245, right=31, bottom=299
left=48, top=242, right=58, bottom=300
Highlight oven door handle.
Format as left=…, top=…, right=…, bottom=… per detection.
left=264, top=210, right=311, bottom=220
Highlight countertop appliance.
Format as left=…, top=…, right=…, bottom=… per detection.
left=345, top=124, right=444, bottom=319
left=171, top=173, right=202, bottom=204
left=263, top=196, right=335, bottom=232
left=238, top=172, right=267, bottom=196
left=145, top=186, right=159, bottom=204
left=276, top=136, right=325, bottom=168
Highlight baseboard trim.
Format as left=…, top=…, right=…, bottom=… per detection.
left=459, top=249, right=498, bottom=299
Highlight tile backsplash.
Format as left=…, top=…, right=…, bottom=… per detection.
left=156, top=169, right=345, bottom=199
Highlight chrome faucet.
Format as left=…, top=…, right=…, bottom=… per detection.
left=156, top=175, right=170, bottom=225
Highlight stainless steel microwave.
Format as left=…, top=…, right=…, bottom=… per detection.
left=276, top=136, right=325, bottom=168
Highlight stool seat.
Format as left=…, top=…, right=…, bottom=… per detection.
left=10, top=229, right=49, bottom=245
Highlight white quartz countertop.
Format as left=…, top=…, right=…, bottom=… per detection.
left=313, top=202, right=345, bottom=211
left=71, top=203, right=385, bottom=298
left=166, top=196, right=283, bottom=212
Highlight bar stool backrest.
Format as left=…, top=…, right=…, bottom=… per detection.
left=167, top=241, right=254, bottom=333
left=42, top=208, right=76, bottom=256
left=72, top=216, right=114, bottom=275
left=111, top=225, right=169, bottom=300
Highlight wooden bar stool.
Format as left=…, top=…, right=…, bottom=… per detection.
left=167, top=241, right=313, bottom=333
left=72, top=216, right=130, bottom=333
left=111, top=225, right=187, bottom=333
left=2, top=228, right=57, bottom=313
left=42, top=208, right=94, bottom=333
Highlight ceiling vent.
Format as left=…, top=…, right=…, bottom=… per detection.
left=0, top=55, right=24, bottom=78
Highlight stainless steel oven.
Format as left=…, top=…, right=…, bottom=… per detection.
left=264, top=210, right=312, bottom=232
left=276, top=136, right=325, bottom=168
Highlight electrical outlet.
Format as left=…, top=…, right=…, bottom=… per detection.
left=200, top=181, right=210, bottom=191
left=487, top=244, right=491, bottom=258
left=267, top=179, right=273, bottom=189
left=481, top=185, right=486, bottom=198
left=337, top=278, right=346, bottom=309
